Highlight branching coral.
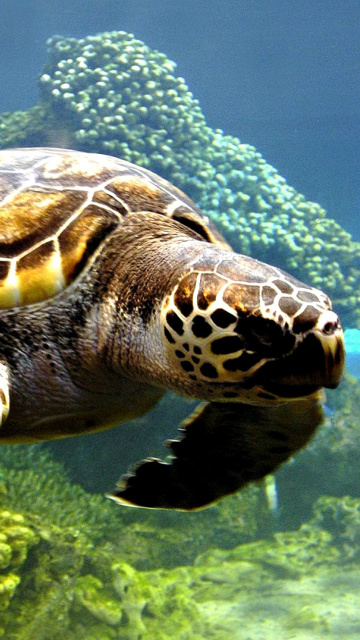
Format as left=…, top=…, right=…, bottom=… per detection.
left=0, top=445, right=123, bottom=542
left=0, top=455, right=357, bottom=640
left=0, top=440, right=263, bottom=569
left=0, top=509, right=38, bottom=618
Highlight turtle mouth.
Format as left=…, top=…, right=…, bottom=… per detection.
left=254, top=329, right=345, bottom=400
left=261, top=381, right=321, bottom=399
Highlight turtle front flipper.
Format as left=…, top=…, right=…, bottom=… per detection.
left=0, top=361, right=10, bottom=427
left=109, top=392, right=324, bottom=510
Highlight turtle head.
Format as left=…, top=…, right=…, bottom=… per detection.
left=161, top=252, right=344, bottom=404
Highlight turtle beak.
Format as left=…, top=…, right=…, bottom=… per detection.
left=312, top=311, right=345, bottom=388
left=256, top=310, right=345, bottom=399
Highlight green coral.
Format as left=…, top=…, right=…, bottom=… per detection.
left=0, top=445, right=124, bottom=542
left=0, top=573, right=20, bottom=612
left=196, top=522, right=339, bottom=578
left=0, top=511, right=209, bottom=639
left=311, top=495, right=360, bottom=560
left=0, top=106, right=57, bottom=150
left=0, top=508, right=38, bottom=620
left=0, top=440, right=263, bottom=569
left=0, top=30, right=359, bottom=323
left=0, top=462, right=358, bottom=639
left=0, top=510, right=39, bottom=568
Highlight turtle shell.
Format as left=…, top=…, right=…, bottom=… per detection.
left=0, top=147, right=227, bottom=308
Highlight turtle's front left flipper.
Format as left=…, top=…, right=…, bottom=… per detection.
left=109, top=392, right=324, bottom=510
left=0, top=361, right=10, bottom=427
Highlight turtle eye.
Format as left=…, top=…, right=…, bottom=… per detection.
left=172, top=213, right=212, bottom=242
left=236, top=316, right=295, bottom=356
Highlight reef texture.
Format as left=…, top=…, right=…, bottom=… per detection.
left=1, top=470, right=360, bottom=640
left=1, top=374, right=360, bottom=637
left=0, top=30, right=359, bottom=324
left=0, top=452, right=257, bottom=640
left=0, top=443, right=263, bottom=568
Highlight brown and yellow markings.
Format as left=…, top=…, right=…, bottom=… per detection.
left=173, top=272, right=197, bottom=317
left=40, top=153, right=117, bottom=186
left=106, top=176, right=173, bottom=213
left=0, top=190, right=86, bottom=256
left=0, top=239, right=64, bottom=307
left=58, top=205, right=118, bottom=282
left=14, top=240, right=65, bottom=306
left=0, top=184, right=120, bottom=307
left=223, top=283, right=260, bottom=313
left=0, top=147, right=211, bottom=310
left=92, top=188, right=129, bottom=215
left=196, top=273, right=225, bottom=310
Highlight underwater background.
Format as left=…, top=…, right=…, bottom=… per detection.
left=0, top=1, right=360, bottom=638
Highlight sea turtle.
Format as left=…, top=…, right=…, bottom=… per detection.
left=0, top=147, right=344, bottom=510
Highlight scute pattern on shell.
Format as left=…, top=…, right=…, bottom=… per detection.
left=0, top=148, right=223, bottom=308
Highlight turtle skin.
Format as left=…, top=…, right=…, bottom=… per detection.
left=0, top=148, right=345, bottom=510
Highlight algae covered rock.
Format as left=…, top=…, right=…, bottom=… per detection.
left=195, top=521, right=339, bottom=578
left=0, top=475, right=357, bottom=640
left=0, top=508, right=38, bottom=616
left=75, top=575, right=122, bottom=626
left=311, top=494, right=360, bottom=560
left=112, top=561, right=206, bottom=640
left=0, top=440, right=264, bottom=568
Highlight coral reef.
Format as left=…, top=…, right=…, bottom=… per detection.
left=1, top=488, right=358, bottom=639
left=0, top=442, right=263, bottom=568
left=0, top=501, right=209, bottom=639
left=195, top=522, right=339, bottom=578
left=1, top=429, right=360, bottom=638
left=0, top=508, right=38, bottom=635
left=0, top=106, right=56, bottom=149
left=311, top=494, right=360, bottom=560
left=0, top=30, right=359, bottom=324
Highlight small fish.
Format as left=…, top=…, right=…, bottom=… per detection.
left=264, top=474, right=279, bottom=513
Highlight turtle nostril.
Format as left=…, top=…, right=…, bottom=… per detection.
left=317, top=311, right=341, bottom=336
left=323, top=322, right=335, bottom=335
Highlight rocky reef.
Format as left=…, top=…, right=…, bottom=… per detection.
left=0, top=30, right=359, bottom=325
left=1, top=452, right=360, bottom=639
left=1, top=373, right=360, bottom=637
left=0, top=443, right=266, bottom=639
left=0, top=374, right=360, bottom=637
left=0, top=442, right=263, bottom=566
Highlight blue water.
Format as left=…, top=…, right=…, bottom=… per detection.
left=0, top=2, right=360, bottom=638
